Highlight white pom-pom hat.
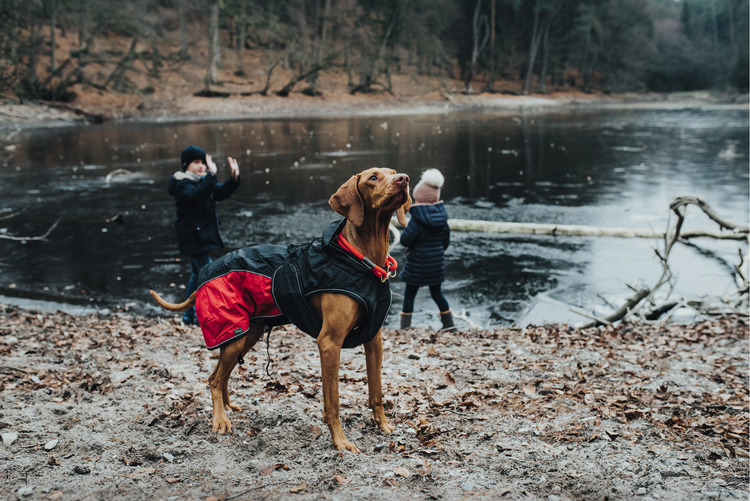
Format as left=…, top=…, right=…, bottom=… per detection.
left=412, top=168, right=444, bottom=204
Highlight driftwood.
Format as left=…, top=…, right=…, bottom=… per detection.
left=105, top=169, right=132, bottom=184
left=670, top=196, right=749, bottom=233
left=580, top=288, right=650, bottom=329
left=446, top=219, right=748, bottom=241
left=0, top=217, right=61, bottom=242
left=581, top=197, right=748, bottom=326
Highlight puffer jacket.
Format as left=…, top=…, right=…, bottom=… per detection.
left=168, top=170, right=240, bottom=256
left=399, top=202, right=450, bottom=287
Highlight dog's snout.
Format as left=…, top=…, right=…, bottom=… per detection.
left=393, top=174, right=409, bottom=185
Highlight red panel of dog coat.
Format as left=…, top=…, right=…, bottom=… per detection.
left=195, top=270, right=281, bottom=350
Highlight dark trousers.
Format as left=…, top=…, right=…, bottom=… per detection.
left=183, top=252, right=212, bottom=323
left=402, top=283, right=449, bottom=314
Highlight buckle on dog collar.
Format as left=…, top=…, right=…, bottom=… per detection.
left=336, top=234, right=398, bottom=282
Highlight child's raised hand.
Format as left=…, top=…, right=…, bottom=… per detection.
left=205, top=154, right=218, bottom=175
left=228, top=157, right=239, bottom=180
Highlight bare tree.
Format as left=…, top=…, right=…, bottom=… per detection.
left=464, top=0, right=487, bottom=93
left=49, top=0, right=57, bottom=73
left=178, top=0, right=188, bottom=59
left=523, top=0, right=559, bottom=95
left=488, top=0, right=496, bottom=90
left=306, top=0, right=331, bottom=93
left=205, top=0, right=219, bottom=87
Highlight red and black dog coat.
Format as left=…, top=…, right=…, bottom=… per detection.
left=195, top=219, right=393, bottom=350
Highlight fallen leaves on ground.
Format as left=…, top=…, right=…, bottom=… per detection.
left=0, top=303, right=747, bottom=492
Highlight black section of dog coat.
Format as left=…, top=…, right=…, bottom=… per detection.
left=272, top=219, right=393, bottom=349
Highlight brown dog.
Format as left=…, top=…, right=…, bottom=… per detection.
left=150, top=167, right=411, bottom=452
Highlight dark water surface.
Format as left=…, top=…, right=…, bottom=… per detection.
left=0, top=108, right=747, bottom=328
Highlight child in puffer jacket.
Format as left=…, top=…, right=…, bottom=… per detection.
left=169, top=145, right=241, bottom=325
left=399, top=169, right=455, bottom=331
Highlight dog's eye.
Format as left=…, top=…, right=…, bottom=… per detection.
left=369, top=175, right=378, bottom=181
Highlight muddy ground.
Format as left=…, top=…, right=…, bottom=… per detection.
left=0, top=304, right=747, bottom=501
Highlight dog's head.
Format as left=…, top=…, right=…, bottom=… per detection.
left=329, top=168, right=411, bottom=227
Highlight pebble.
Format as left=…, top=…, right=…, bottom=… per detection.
left=45, top=439, right=59, bottom=451
left=548, top=495, right=561, bottom=501
left=637, top=487, right=647, bottom=495
left=73, top=465, right=90, bottom=475
left=405, top=428, right=416, bottom=435
left=2, top=432, right=18, bottom=446
left=703, top=492, right=719, bottom=499
left=163, top=452, right=175, bottom=463
left=17, top=486, right=33, bottom=497
left=461, top=481, right=473, bottom=491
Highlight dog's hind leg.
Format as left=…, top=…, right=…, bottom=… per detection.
left=223, top=324, right=263, bottom=412
left=208, top=324, right=263, bottom=434
left=364, top=330, right=395, bottom=435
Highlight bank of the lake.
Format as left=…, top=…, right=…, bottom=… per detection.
left=0, top=91, right=747, bottom=130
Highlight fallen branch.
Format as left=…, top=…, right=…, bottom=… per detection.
left=454, top=308, right=480, bottom=329
left=569, top=307, right=611, bottom=326
left=581, top=288, right=650, bottom=328
left=670, top=196, right=750, bottom=233
left=0, top=218, right=61, bottom=242
left=105, top=169, right=132, bottom=184
left=419, top=220, right=745, bottom=240
left=0, top=206, right=28, bottom=221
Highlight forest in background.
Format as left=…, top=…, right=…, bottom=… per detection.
left=0, top=0, right=747, bottom=105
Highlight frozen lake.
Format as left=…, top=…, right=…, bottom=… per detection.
left=0, top=108, right=747, bottom=328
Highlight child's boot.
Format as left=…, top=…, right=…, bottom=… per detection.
left=439, top=310, right=456, bottom=331
left=400, top=312, right=412, bottom=329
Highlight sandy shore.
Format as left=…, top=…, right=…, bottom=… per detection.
left=1, top=302, right=747, bottom=501
left=0, top=91, right=746, bottom=130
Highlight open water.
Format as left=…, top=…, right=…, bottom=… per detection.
left=0, top=108, right=747, bottom=328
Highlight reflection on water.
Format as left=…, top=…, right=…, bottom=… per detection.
left=0, top=109, right=747, bottom=327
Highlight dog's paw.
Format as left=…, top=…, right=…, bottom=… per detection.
left=378, top=421, right=396, bottom=434
left=334, top=440, right=361, bottom=454
left=212, top=416, right=233, bottom=435
left=225, top=403, right=242, bottom=412
left=372, top=412, right=395, bottom=434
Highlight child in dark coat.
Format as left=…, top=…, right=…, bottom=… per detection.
left=169, top=145, right=241, bottom=325
left=399, top=169, right=455, bottom=331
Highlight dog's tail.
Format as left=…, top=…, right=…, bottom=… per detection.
left=149, top=290, right=196, bottom=313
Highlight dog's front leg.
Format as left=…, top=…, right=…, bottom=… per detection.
left=313, top=294, right=362, bottom=453
left=364, top=330, right=395, bottom=435
left=317, top=333, right=360, bottom=453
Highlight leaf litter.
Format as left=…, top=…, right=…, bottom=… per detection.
left=0, top=303, right=747, bottom=500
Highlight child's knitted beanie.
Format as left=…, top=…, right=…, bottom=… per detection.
left=181, top=145, right=207, bottom=171
left=412, top=169, right=444, bottom=204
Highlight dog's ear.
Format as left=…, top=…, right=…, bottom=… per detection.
left=329, top=174, right=364, bottom=227
left=396, top=192, right=412, bottom=226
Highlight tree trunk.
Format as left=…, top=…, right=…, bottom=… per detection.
left=488, top=0, right=496, bottom=90
left=522, top=0, right=541, bottom=95
left=464, top=0, right=482, bottom=92
left=308, top=0, right=331, bottom=90
left=205, top=0, right=219, bottom=87
left=580, top=25, right=591, bottom=89
left=236, top=0, right=246, bottom=75
left=709, top=0, right=720, bottom=84
left=727, top=0, right=735, bottom=51
left=227, top=15, right=234, bottom=49
left=345, top=38, right=354, bottom=86
left=539, top=24, right=550, bottom=93
left=27, top=23, right=40, bottom=93
left=50, top=0, right=57, bottom=73
left=178, top=0, right=188, bottom=59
